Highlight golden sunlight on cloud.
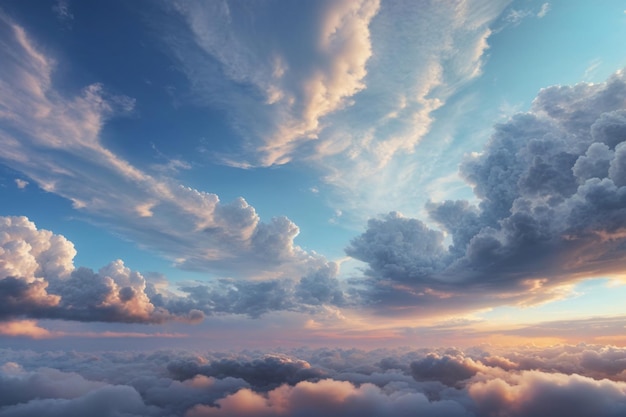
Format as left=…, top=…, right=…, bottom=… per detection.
left=0, top=320, right=54, bottom=339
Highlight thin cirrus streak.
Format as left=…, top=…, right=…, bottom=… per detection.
left=0, top=12, right=331, bottom=279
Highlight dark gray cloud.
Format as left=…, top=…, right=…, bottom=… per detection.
left=168, top=355, right=327, bottom=391
left=155, top=260, right=347, bottom=319
left=410, top=354, right=480, bottom=387
left=295, top=262, right=345, bottom=306
left=173, top=280, right=297, bottom=319
left=347, top=68, right=626, bottom=314
left=3, top=344, right=626, bottom=417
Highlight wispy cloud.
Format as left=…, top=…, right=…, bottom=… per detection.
left=163, top=0, right=510, bottom=220
left=52, top=0, right=74, bottom=23
left=167, top=0, right=380, bottom=167
left=537, top=2, right=551, bottom=18
left=14, top=178, right=28, bottom=189
left=0, top=14, right=327, bottom=278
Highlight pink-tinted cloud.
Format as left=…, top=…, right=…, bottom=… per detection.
left=0, top=320, right=54, bottom=339
left=2, top=344, right=626, bottom=417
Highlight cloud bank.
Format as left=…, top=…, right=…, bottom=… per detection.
left=347, top=67, right=626, bottom=315
left=2, top=344, right=626, bottom=417
left=0, top=215, right=349, bottom=324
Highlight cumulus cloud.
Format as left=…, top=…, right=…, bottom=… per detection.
left=347, top=68, right=626, bottom=315
left=410, top=353, right=481, bottom=387
left=470, top=370, right=626, bottom=417
left=0, top=320, right=54, bottom=339
left=0, top=13, right=325, bottom=277
left=157, top=260, right=347, bottom=319
left=167, top=355, right=326, bottom=392
left=186, top=378, right=469, bottom=417
left=2, top=344, right=626, bottom=417
left=0, top=215, right=349, bottom=323
left=0, top=216, right=201, bottom=324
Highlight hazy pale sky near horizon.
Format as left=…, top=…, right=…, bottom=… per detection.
left=1, top=0, right=626, bottom=350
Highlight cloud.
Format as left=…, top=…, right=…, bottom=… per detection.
left=469, top=370, right=626, bottom=417
left=537, top=3, right=551, bottom=18
left=0, top=320, right=54, bottom=339
left=14, top=179, right=28, bottom=189
left=4, top=344, right=626, bottom=417
left=162, top=1, right=510, bottom=220
left=0, top=215, right=350, bottom=323
left=346, top=67, right=626, bottom=315
left=0, top=386, right=157, bottom=417
left=157, top=259, right=347, bottom=319
left=166, top=0, right=380, bottom=167
left=167, top=355, right=327, bottom=392
left=52, top=0, right=74, bottom=23
left=186, top=378, right=470, bottom=417
left=305, top=0, right=510, bottom=219
left=0, top=215, right=202, bottom=324
left=0, top=14, right=325, bottom=277
left=410, top=353, right=481, bottom=387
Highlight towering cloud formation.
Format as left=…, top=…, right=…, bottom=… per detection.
left=347, top=68, right=626, bottom=315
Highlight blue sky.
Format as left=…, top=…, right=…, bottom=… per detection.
left=1, top=0, right=626, bottom=350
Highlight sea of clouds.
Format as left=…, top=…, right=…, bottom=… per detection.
left=2, top=344, right=626, bottom=416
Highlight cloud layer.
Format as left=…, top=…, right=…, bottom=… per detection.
left=2, top=344, right=626, bottom=417
left=0, top=215, right=348, bottom=324
left=347, top=67, right=626, bottom=315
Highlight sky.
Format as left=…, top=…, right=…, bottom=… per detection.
left=1, top=0, right=626, bottom=415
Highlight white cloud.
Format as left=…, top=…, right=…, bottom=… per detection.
left=169, top=0, right=380, bottom=167
left=308, top=0, right=509, bottom=219
left=537, top=2, right=551, bottom=18
left=0, top=15, right=323, bottom=277
left=14, top=179, right=28, bottom=189
left=165, top=1, right=509, bottom=222
left=0, top=215, right=351, bottom=323
left=0, top=215, right=201, bottom=324
left=346, top=68, right=626, bottom=316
